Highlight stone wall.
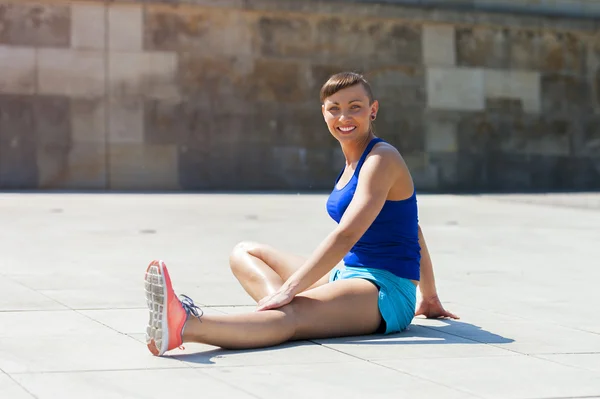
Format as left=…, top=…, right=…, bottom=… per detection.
left=0, top=0, right=599, bottom=192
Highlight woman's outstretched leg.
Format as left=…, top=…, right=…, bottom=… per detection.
left=228, top=241, right=329, bottom=302
left=145, top=260, right=381, bottom=354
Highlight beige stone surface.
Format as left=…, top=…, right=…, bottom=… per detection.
left=108, top=4, right=143, bottom=52
left=0, top=0, right=599, bottom=192
left=422, top=24, right=456, bottom=67
left=0, top=46, right=36, bottom=94
left=426, top=67, right=485, bottom=111
left=71, top=98, right=106, bottom=144
left=108, top=51, right=179, bottom=100
left=37, top=49, right=105, bottom=98
left=71, top=2, right=106, bottom=50
left=426, top=119, right=458, bottom=152
left=108, top=97, right=144, bottom=144
left=108, top=144, right=179, bottom=190
left=37, top=142, right=107, bottom=189
left=0, top=2, right=70, bottom=48
left=144, top=5, right=257, bottom=57
left=484, top=69, right=541, bottom=113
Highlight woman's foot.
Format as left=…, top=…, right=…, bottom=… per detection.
left=144, top=260, right=203, bottom=356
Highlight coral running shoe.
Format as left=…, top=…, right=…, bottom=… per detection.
left=144, top=260, right=203, bottom=356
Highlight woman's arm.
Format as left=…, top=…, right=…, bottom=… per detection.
left=417, top=224, right=438, bottom=298
left=415, top=225, right=459, bottom=319
left=256, top=145, right=401, bottom=311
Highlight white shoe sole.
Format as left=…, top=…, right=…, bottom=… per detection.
left=145, top=261, right=170, bottom=356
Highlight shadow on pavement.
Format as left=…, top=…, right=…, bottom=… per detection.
left=166, top=319, right=514, bottom=365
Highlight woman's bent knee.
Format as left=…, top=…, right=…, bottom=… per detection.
left=229, top=241, right=262, bottom=273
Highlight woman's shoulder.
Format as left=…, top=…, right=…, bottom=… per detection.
left=368, top=140, right=408, bottom=170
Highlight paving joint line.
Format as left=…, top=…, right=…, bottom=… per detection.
left=309, top=340, right=485, bottom=399
left=1, top=368, right=39, bottom=399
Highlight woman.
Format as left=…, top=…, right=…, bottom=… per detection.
left=144, top=72, right=458, bottom=356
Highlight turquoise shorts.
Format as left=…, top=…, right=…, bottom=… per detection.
left=329, top=265, right=417, bottom=335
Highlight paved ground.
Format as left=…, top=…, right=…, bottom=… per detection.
left=1, top=191, right=600, bottom=399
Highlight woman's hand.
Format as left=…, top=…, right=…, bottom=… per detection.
left=415, top=295, right=459, bottom=319
left=256, top=285, right=296, bottom=312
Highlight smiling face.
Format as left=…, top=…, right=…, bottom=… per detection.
left=321, top=82, right=379, bottom=143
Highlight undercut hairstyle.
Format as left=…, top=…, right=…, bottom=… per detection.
left=319, top=72, right=375, bottom=104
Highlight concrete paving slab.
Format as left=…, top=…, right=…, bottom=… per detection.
left=169, top=340, right=362, bottom=368
left=416, top=318, right=600, bottom=355
left=79, top=307, right=227, bottom=336
left=0, top=277, right=66, bottom=311
left=376, top=355, right=600, bottom=399
left=11, top=369, right=257, bottom=399
left=0, top=373, right=34, bottom=399
left=0, top=309, right=108, bottom=338
left=315, top=323, right=517, bottom=361
left=200, top=362, right=479, bottom=399
left=536, top=353, right=600, bottom=374
left=2, top=192, right=600, bottom=398
left=0, top=329, right=186, bottom=373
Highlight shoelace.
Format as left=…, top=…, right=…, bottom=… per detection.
left=177, top=294, right=203, bottom=351
left=180, top=294, right=204, bottom=321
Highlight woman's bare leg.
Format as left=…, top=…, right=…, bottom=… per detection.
left=182, top=278, right=382, bottom=350
left=229, top=241, right=329, bottom=302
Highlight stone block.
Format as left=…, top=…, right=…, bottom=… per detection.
left=0, top=46, right=36, bottom=94
left=0, top=3, right=70, bottom=47
left=108, top=97, right=144, bottom=144
left=376, top=106, right=425, bottom=154
left=108, top=51, right=179, bottom=100
left=256, top=15, right=313, bottom=58
left=456, top=27, right=509, bottom=68
left=427, top=152, right=459, bottom=189
left=177, top=144, right=213, bottom=190
left=250, top=59, right=310, bottom=103
left=541, top=73, right=591, bottom=115
left=71, top=98, right=105, bottom=144
left=484, top=69, right=541, bottom=114
left=509, top=29, right=586, bottom=74
left=314, top=17, right=421, bottom=65
left=580, top=117, right=600, bottom=157
left=37, top=49, right=105, bottom=98
left=109, top=144, right=180, bottom=190
left=484, top=153, right=575, bottom=192
left=586, top=41, right=600, bottom=113
left=144, top=5, right=253, bottom=56
left=404, top=152, right=440, bottom=191
left=0, top=95, right=37, bottom=188
left=109, top=4, right=143, bottom=51
left=37, top=142, right=106, bottom=189
left=144, top=99, right=216, bottom=147
left=456, top=112, right=498, bottom=154
left=177, top=53, right=254, bottom=100
left=144, top=100, right=181, bottom=145
left=366, top=66, right=426, bottom=108
left=422, top=24, right=456, bottom=67
left=426, top=67, right=485, bottom=111
left=34, top=95, right=71, bottom=147
left=238, top=144, right=282, bottom=189
left=506, top=118, right=571, bottom=156
left=71, top=3, right=106, bottom=50
left=426, top=119, right=458, bottom=152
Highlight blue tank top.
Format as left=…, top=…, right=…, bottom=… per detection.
left=326, top=138, right=421, bottom=281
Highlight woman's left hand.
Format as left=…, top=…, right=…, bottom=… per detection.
left=415, top=295, right=459, bottom=319
left=256, top=285, right=295, bottom=312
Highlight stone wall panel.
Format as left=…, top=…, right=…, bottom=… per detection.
left=0, top=3, right=70, bottom=47
left=0, top=0, right=598, bottom=192
left=0, top=95, right=37, bottom=188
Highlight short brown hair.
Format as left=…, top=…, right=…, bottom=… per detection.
left=319, top=72, right=374, bottom=104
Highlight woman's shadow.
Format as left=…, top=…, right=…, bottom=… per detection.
left=168, top=318, right=514, bottom=365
